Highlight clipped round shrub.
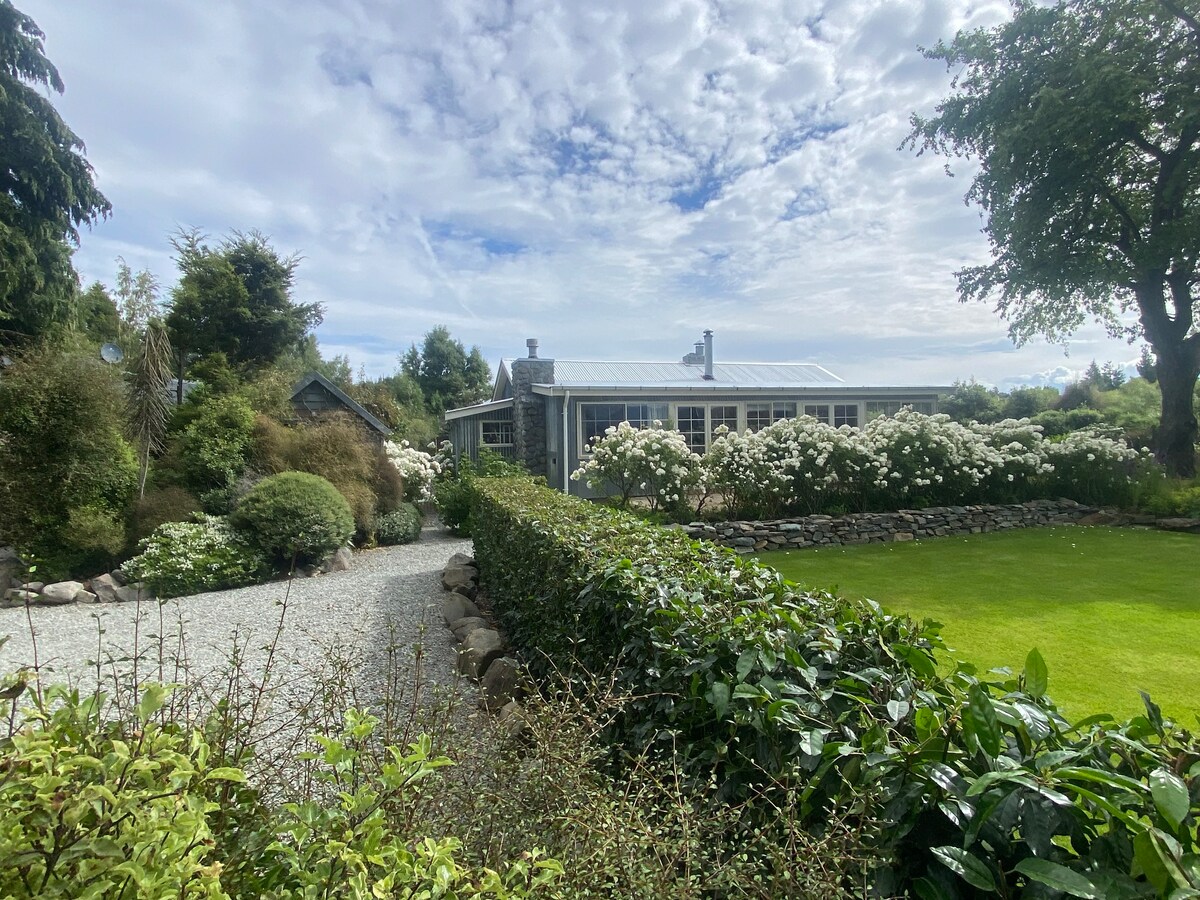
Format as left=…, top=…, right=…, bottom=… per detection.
left=231, top=472, right=354, bottom=566
left=123, top=516, right=268, bottom=598
left=375, top=503, right=422, bottom=546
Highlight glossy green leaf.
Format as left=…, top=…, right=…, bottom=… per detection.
left=1023, top=648, right=1048, bottom=698
left=1015, top=858, right=1099, bottom=898
left=932, top=846, right=996, bottom=891
left=964, top=684, right=1001, bottom=756
left=1150, top=768, right=1191, bottom=829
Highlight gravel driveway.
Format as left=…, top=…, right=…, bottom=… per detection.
left=0, top=528, right=477, bottom=761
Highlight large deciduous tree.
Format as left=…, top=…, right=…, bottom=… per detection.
left=166, top=229, right=323, bottom=373
left=907, top=0, right=1200, bottom=475
left=0, top=1, right=110, bottom=344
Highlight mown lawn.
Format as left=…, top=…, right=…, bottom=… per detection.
left=757, top=526, right=1200, bottom=724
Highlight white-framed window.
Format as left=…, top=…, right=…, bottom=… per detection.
left=480, top=419, right=514, bottom=446
left=865, top=400, right=936, bottom=421
left=579, top=402, right=669, bottom=452
left=803, top=403, right=831, bottom=422
left=676, top=405, right=707, bottom=453
left=746, top=401, right=797, bottom=432
left=833, top=404, right=859, bottom=428
left=710, top=405, right=738, bottom=438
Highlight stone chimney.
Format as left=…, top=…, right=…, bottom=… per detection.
left=510, top=338, right=554, bottom=476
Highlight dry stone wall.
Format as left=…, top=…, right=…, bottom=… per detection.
left=681, top=499, right=1100, bottom=552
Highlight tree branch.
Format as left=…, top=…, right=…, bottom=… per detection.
left=1159, top=0, right=1200, bottom=42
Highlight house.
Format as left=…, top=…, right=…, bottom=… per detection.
left=444, top=332, right=951, bottom=497
left=290, top=371, right=391, bottom=445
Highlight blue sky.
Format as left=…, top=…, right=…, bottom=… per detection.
left=24, top=0, right=1141, bottom=390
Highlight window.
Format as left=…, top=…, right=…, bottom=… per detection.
left=579, top=402, right=669, bottom=451
left=865, top=400, right=936, bottom=421
left=746, top=401, right=797, bottom=431
left=833, top=404, right=859, bottom=428
left=710, top=405, right=738, bottom=438
left=480, top=419, right=514, bottom=446
left=803, top=403, right=830, bottom=422
left=676, top=405, right=707, bottom=454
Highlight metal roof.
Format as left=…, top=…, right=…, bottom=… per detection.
left=520, top=359, right=844, bottom=389
left=443, top=397, right=514, bottom=421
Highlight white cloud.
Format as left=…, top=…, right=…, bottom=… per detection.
left=23, top=0, right=1138, bottom=388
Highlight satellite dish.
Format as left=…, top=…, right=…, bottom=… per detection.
left=100, top=343, right=124, bottom=364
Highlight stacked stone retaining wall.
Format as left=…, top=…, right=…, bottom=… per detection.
left=682, top=499, right=1099, bottom=553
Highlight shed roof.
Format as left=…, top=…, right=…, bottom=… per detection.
left=290, top=371, right=391, bottom=436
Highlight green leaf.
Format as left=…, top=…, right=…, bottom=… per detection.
left=735, top=648, right=757, bottom=682
left=1023, top=648, right=1048, bottom=699
left=1151, top=768, right=1191, bottom=829
left=207, top=766, right=248, bottom=783
left=136, top=683, right=167, bottom=723
left=799, top=729, right=824, bottom=756
left=1014, top=858, right=1099, bottom=898
left=964, top=684, right=1002, bottom=756
left=709, top=681, right=730, bottom=718
left=887, top=699, right=911, bottom=722
left=931, top=846, right=996, bottom=891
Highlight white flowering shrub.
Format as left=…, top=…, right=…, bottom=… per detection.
left=760, top=417, right=888, bottom=514
left=861, top=409, right=1007, bottom=507
left=703, top=425, right=789, bottom=517
left=430, top=440, right=457, bottom=480
left=967, top=418, right=1055, bottom=501
left=571, top=421, right=702, bottom=511
left=1042, top=427, right=1146, bottom=505
left=385, top=439, right=442, bottom=502
left=123, top=515, right=268, bottom=599
left=581, top=409, right=1152, bottom=519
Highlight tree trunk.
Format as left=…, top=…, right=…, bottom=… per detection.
left=1152, top=346, right=1199, bottom=478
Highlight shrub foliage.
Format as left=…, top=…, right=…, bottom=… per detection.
left=123, top=516, right=268, bottom=598
left=231, top=472, right=354, bottom=567
left=374, top=503, right=422, bottom=546
left=470, top=476, right=1200, bottom=897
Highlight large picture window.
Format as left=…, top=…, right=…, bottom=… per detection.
left=676, top=405, right=707, bottom=453
left=579, top=402, right=668, bottom=451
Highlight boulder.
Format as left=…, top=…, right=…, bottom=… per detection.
left=1, top=589, right=37, bottom=608
left=449, top=581, right=478, bottom=601
left=450, top=616, right=490, bottom=642
left=108, top=569, right=128, bottom=586
left=442, top=565, right=479, bottom=591
left=322, top=547, right=353, bottom=574
left=0, top=547, right=23, bottom=591
left=1157, top=517, right=1200, bottom=533
left=443, top=593, right=482, bottom=625
left=23, top=581, right=45, bottom=593
left=457, top=628, right=505, bottom=680
left=446, top=552, right=475, bottom=569
left=91, top=573, right=146, bottom=604
left=479, top=656, right=525, bottom=711
left=40, top=581, right=87, bottom=605
left=496, top=700, right=529, bottom=740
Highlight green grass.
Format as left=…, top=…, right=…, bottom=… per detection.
left=757, top=526, right=1200, bottom=724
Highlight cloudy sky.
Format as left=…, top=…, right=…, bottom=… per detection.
left=24, top=0, right=1141, bottom=389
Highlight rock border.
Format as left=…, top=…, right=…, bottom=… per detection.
left=680, top=499, right=1200, bottom=553
left=439, top=552, right=527, bottom=732
left=0, top=544, right=357, bottom=609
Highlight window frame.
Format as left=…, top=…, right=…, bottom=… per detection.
left=479, top=418, right=514, bottom=447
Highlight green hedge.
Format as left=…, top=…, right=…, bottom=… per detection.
left=471, top=477, right=1200, bottom=897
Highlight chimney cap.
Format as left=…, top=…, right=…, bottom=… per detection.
left=526, top=338, right=539, bottom=359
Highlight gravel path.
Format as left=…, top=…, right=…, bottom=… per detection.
left=0, top=527, right=478, bottom=757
